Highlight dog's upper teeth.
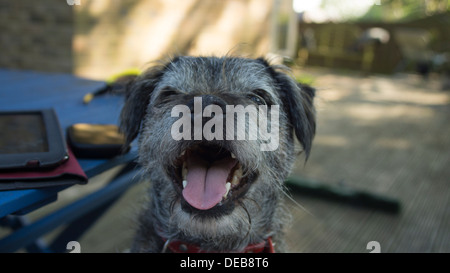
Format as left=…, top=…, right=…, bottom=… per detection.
left=231, top=153, right=236, bottom=159
left=231, top=175, right=239, bottom=186
left=231, top=167, right=242, bottom=186
left=182, top=180, right=187, bottom=189
left=224, top=182, right=231, bottom=198
left=182, top=162, right=187, bottom=180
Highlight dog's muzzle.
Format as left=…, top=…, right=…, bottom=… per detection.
left=170, top=143, right=257, bottom=213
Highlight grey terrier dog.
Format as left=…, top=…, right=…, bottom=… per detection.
left=120, top=56, right=315, bottom=253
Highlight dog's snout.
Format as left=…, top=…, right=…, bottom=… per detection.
left=187, top=94, right=227, bottom=113
left=202, top=95, right=227, bottom=111
left=187, top=95, right=227, bottom=125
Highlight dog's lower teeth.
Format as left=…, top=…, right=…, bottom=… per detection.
left=182, top=180, right=187, bottom=189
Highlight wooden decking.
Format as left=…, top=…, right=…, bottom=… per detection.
left=5, top=69, right=448, bottom=252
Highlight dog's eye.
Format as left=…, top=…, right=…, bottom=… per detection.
left=154, top=89, right=179, bottom=106
left=249, top=95, right=265, bottom=105
left=159, top=90, right=178, bottom=99
left=247, top=90, right=268, bottom=105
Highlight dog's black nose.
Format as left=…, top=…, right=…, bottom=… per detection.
left=187, top=95, right=227, bottom=138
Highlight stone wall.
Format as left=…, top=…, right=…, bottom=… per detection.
left=0, top=0, right=274, bottom=79
left=0, top=0, right=74, bottom=73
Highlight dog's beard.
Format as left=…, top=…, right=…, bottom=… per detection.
left=138, top=130, right=288, bottom=250
left=156, top=168, right=281, bottom=251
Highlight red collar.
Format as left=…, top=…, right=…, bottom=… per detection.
left=162, top=237, right=275, bottom=253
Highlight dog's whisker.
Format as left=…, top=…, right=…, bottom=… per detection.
left=169, top=198, right=177, bottom=216
left=161, top=238, right=171, bottom=253
left=244, top=196, right=262, bottom=213
left=239, top=201, right=253, bottom=240
left=130, top=166, right=147, bottom=185
left=277, top=183, right=315, bottom=218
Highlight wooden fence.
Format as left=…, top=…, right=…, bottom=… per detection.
left=296, top=13, right=450, bottom=74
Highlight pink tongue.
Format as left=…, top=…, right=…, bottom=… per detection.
left=182, top=155, right=237, bottom=210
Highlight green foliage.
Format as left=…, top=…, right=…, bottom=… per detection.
left=357, top=0, right=449, bottom=22
left=295, top=74, right=316, bottom=85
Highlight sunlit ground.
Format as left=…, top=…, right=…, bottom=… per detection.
left=287, top=68, right=449, bottom=252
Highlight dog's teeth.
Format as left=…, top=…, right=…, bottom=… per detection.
left=231, top=175, right=239, bottom=186
left=182, top=180, right=187, bottom=189
left=231, top=166, right=242, bottom=186
left=224, top=182, right=231, bottom=198
left=180, top=150, right=186, bottom=157
left=231, top=153, right=236, bottom=159
left=182, top=162, right=187, bottom=179
left=182, top=167, right=187, bottom=179
left=234, top=167, right=242, bottom=177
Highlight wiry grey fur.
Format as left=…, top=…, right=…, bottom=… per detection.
left=120, top=56, right=315, bottom=252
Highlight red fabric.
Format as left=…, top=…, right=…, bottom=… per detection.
left=0, top=148, right=87, bottom=181
left=165, top=236, right=275, bottom=253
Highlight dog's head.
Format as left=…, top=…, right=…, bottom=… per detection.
left=120, top=56, right=315, bottom=251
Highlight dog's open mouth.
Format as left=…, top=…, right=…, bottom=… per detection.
left=171, top=144, right=256, bottom=212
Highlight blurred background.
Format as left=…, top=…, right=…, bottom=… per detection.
left=0, top=0, right=449, bottom=252
left=1, top=0, right=449, bottom=79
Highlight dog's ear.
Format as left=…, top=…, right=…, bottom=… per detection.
left=279, top=76, right=316, bottom=159
left=119, top=66, right=165, bottom=148
left=296, top=82, right=316, bottom=157
left=259, top=59, right=316, bottom=159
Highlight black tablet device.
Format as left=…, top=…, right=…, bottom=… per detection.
left=0, top=109, right=68, bottom=169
